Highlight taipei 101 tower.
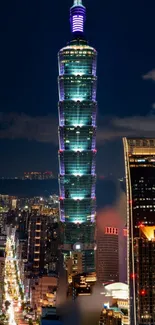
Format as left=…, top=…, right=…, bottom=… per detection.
left=58, top=0, right=97, bottom=278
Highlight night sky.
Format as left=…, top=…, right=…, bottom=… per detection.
left=0, top=0, right=155, bottom=177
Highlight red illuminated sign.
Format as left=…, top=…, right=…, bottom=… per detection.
left=105, top=227, right=118, bottom=235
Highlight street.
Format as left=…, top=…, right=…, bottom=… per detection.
left=4, top=236, right=26, bottom=325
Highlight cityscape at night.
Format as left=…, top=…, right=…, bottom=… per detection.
left=0, top=0, right=155, bottom=324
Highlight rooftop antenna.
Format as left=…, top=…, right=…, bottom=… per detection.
left=70, top=0, right=86, bottom=34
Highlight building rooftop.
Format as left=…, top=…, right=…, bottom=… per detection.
left=102, top=282, right=128, bottom=300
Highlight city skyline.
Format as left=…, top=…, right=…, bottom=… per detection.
left=1, top=0, right=155, bottom=323
left=0, top=0, right=155, bottom=177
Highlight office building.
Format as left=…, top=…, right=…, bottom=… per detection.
left=134, top=225, right=155, bottom=325
left=17, top=209, right=29, bottom=233
left=97, top=226, right=119, bottom=283
left=46, top=217, right=60, bottom=275
left=27, top=206, right=48, bottom=276
left=123, top=138, right=155, bottom=325
left=27, top=206, right=60, bottom=277
left=58, top=0, right=97, bottom=278
left=119, top=226, right=127, bottom=284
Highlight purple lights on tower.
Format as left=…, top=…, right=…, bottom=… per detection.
left=72, top=15, right=84, bottom=33
left=70, top=0, right=86, bottom=34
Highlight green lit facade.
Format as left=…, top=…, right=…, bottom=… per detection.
left=58, top=0, right=97, bottom=273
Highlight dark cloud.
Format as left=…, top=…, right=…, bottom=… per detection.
left=142, top=69, right=155, bottom=81
left=152, top=103, right=155, bottom=110
left=0, top=113, right=58, bottom=144
left=97, top=115, right=155, bottom=143
left=0, top=112, right=155, bottom=145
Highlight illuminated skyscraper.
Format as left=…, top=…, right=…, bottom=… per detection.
left=123, top=138, right=155, bottom=325
left=58, top=0, right=97, bottom=277
left=134, top=226, right=155, bottom=325
left=97, top=226, right=119, bottom=283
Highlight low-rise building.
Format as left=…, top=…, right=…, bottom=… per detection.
left=30, top=276, right=57, bottom=313
left=100, top=307, right=128, bottom=325
left=41, top=307, right=63, bottom=325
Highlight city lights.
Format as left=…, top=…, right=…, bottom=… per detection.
left=1, top=0, right=154, bottom=321
left=4, top=236, right=25, bottom=325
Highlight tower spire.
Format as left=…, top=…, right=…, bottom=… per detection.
left=70, top=0, right=86, bottom=35
left=73, top=0, right=83, bottom=5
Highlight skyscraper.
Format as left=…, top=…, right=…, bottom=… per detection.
left=27, top=207, right=47, bottom=276
left=97, top=226, right=119, bottom=283
left=123, top=138, right=155, bottom=325
left=58, top=0, right=97, bottom=277
left=134, top=225, right=155, bottom=325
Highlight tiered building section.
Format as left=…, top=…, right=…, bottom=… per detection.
left=58, top=0, right=97, bottom=275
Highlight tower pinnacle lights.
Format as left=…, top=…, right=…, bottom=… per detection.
left=70, top=0, right=86, bottom=34
left=58, top=0, right=97, bottom=276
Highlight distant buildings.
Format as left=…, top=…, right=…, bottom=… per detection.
left=123, top=138, right=155, bottom=325
left=24, top=171, right=54, bottom=180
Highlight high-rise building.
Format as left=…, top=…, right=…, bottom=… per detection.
left=119, top=226, right=127, bottom=284
left=58, top=0, right=97, bottom=278
left=46, top=217, right=60, bottom=275
left=27, top=207, right=60, bottom=277
left=27, top=207, right=47, bottom=276
left=97, top=226, right=119, bottom=283
left=123, top=138, right=155, bottom=325
left=134, top=226, right=155, bottom=325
